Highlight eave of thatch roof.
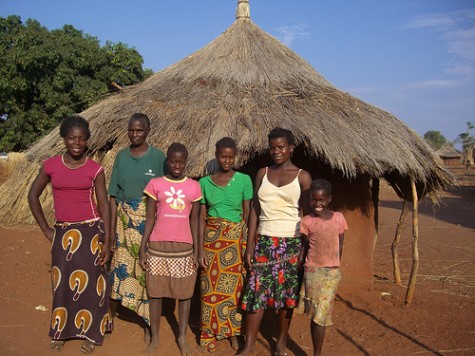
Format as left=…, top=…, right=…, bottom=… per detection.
left=25, top=4, right=454, bottom=194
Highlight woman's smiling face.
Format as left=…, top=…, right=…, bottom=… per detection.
left=269, top=137, right=293, bottom=165
left=63, top=126, right=88, bottom=158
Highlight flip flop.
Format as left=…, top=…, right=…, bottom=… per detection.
left=80, top=341, right=95, bottom=354
left=49, top=340, right=65, bottom=352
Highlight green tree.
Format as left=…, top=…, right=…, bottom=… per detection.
left=456, top=121, right=475, bottom=150
left=423, top=130, right=447, bottom=150
left=0, top=16, right=152, bottom=152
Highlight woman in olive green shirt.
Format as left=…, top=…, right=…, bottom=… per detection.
left=108, top=113, right=165, bottom=333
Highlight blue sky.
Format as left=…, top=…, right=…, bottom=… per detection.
left=1, top=0, right=474, bottom=145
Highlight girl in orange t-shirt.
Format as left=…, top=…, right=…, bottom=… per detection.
left=297, top=178, right=348, bottom=356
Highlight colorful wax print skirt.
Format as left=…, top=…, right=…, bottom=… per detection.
left=241, top=234, right=301, bottom=312
left=110, top=198, right=150, bottom=324
left=296, top=267, right=341, bottom=326
left=50, top=219, right=112, bottom=345
left=200, top=217, right=247, bottom=351
left=146, top=241, right=196, bottom=299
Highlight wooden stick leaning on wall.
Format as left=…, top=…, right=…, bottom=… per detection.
left=405, top=178, right=420, bottom=306
left=392, top=199, right=409, bottom=286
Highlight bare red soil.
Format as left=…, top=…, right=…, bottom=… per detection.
left=1, top=171, right=474, bottom=355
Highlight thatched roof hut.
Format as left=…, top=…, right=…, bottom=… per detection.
left=0, top=0, right=454, bottom=290
left=435, top=143, right=462, bottom=166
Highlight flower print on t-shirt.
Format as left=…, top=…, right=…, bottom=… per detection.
left=165, top=186, right=186, bottom=212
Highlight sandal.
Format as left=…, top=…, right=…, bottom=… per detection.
left=80, top=341, right=95, bottom=354
left=49, top=340, right=65, bottom=352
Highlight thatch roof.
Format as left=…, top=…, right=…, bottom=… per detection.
left=1, top=0, right=454, bottom=223
left=435, top=143, right=462, bottom=159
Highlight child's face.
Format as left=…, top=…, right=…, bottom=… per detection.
left=309, top=189, right=332, bottom=216
left=269, top=137, right=293, bottom=165
left=167, top=151, right=187, bottom=179
left=216, top=147, right=236, bottom=172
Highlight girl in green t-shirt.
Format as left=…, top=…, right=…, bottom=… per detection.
left=198, top=137, right=253, bottom=352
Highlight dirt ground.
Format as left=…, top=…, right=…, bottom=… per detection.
left=1, top=176, right=474, bottom=355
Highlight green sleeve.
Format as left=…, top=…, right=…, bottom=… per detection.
left=199, top=177, right=208, bottom=204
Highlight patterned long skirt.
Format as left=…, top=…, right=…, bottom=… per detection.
left=110, top=198, right=150, bottom=324
left=200, top=218, right=247, bottom=351
left=241, top=234, right=301, bottom=312
left=50, top=219, right=112, bottom=345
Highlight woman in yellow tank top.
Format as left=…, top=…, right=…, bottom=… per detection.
left=238, top=127, right=311, bottom=356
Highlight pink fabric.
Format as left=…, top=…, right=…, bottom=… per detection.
left=43, top=156, right=104, bottom=222
left=144, top=177, right=202, bottom=243
left=300, top=212, right=348, bottom=269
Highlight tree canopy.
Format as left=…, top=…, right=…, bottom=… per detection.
left=423, top=130, right=447, bottom=150
left=456, top=121, right=475, bottom=150
left=0, top=15, right=153, bottom=152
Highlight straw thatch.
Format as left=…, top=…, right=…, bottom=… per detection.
left=0, top=0, right=454, bottom=224
left=435, top=143, right=462, bottom=159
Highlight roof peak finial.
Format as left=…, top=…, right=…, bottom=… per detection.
left=236, top=0, right=250, bottom=20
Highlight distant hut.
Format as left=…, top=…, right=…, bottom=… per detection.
left=0, top=0, right=453, bottom=293
left=435, top=143, right=462, bottom=166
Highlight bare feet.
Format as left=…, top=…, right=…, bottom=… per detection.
left=49, top=340, right=65, bottom=352
left=235, top=352, right=256, bottom=356
left=145, top=338, right=159, bottom=356
left=229, top=336, right=241, bottom=351
left=143, top=326, right=151, bottom=344
left=177, top=336, right=192, bottom=356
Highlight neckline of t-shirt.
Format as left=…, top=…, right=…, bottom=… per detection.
left=210, top=171, right=238, bottom=188
left=129, top=146, right=150, bottom=159
left=163, top=176, right=187, bottom=183
left=61, top=155, right=88, bottom=170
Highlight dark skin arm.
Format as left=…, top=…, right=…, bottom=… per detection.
left=299, top=170, right=312, bottom=216
left=242, top=199, right=251, bottom=224
left=27, top=166, right=54, bottom=241
left=95, top=172, right=111, bottom=266
left=339, top=233, right=345, bottom=261
left=139, top=196, right=157, bottom=271
left=190, top=201, right=200, bottom=269
left=297, top=170, right=312, bottom=269
left=299, top=233, right=309, bottom=273
left=244, top=167, right=266, bottom=273
left=198, top=203, right=208, bottom=268
left=109, top=196, right=118, bottom=251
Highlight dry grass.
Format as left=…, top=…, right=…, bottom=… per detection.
left=0, top=153, right=27, bottom=185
